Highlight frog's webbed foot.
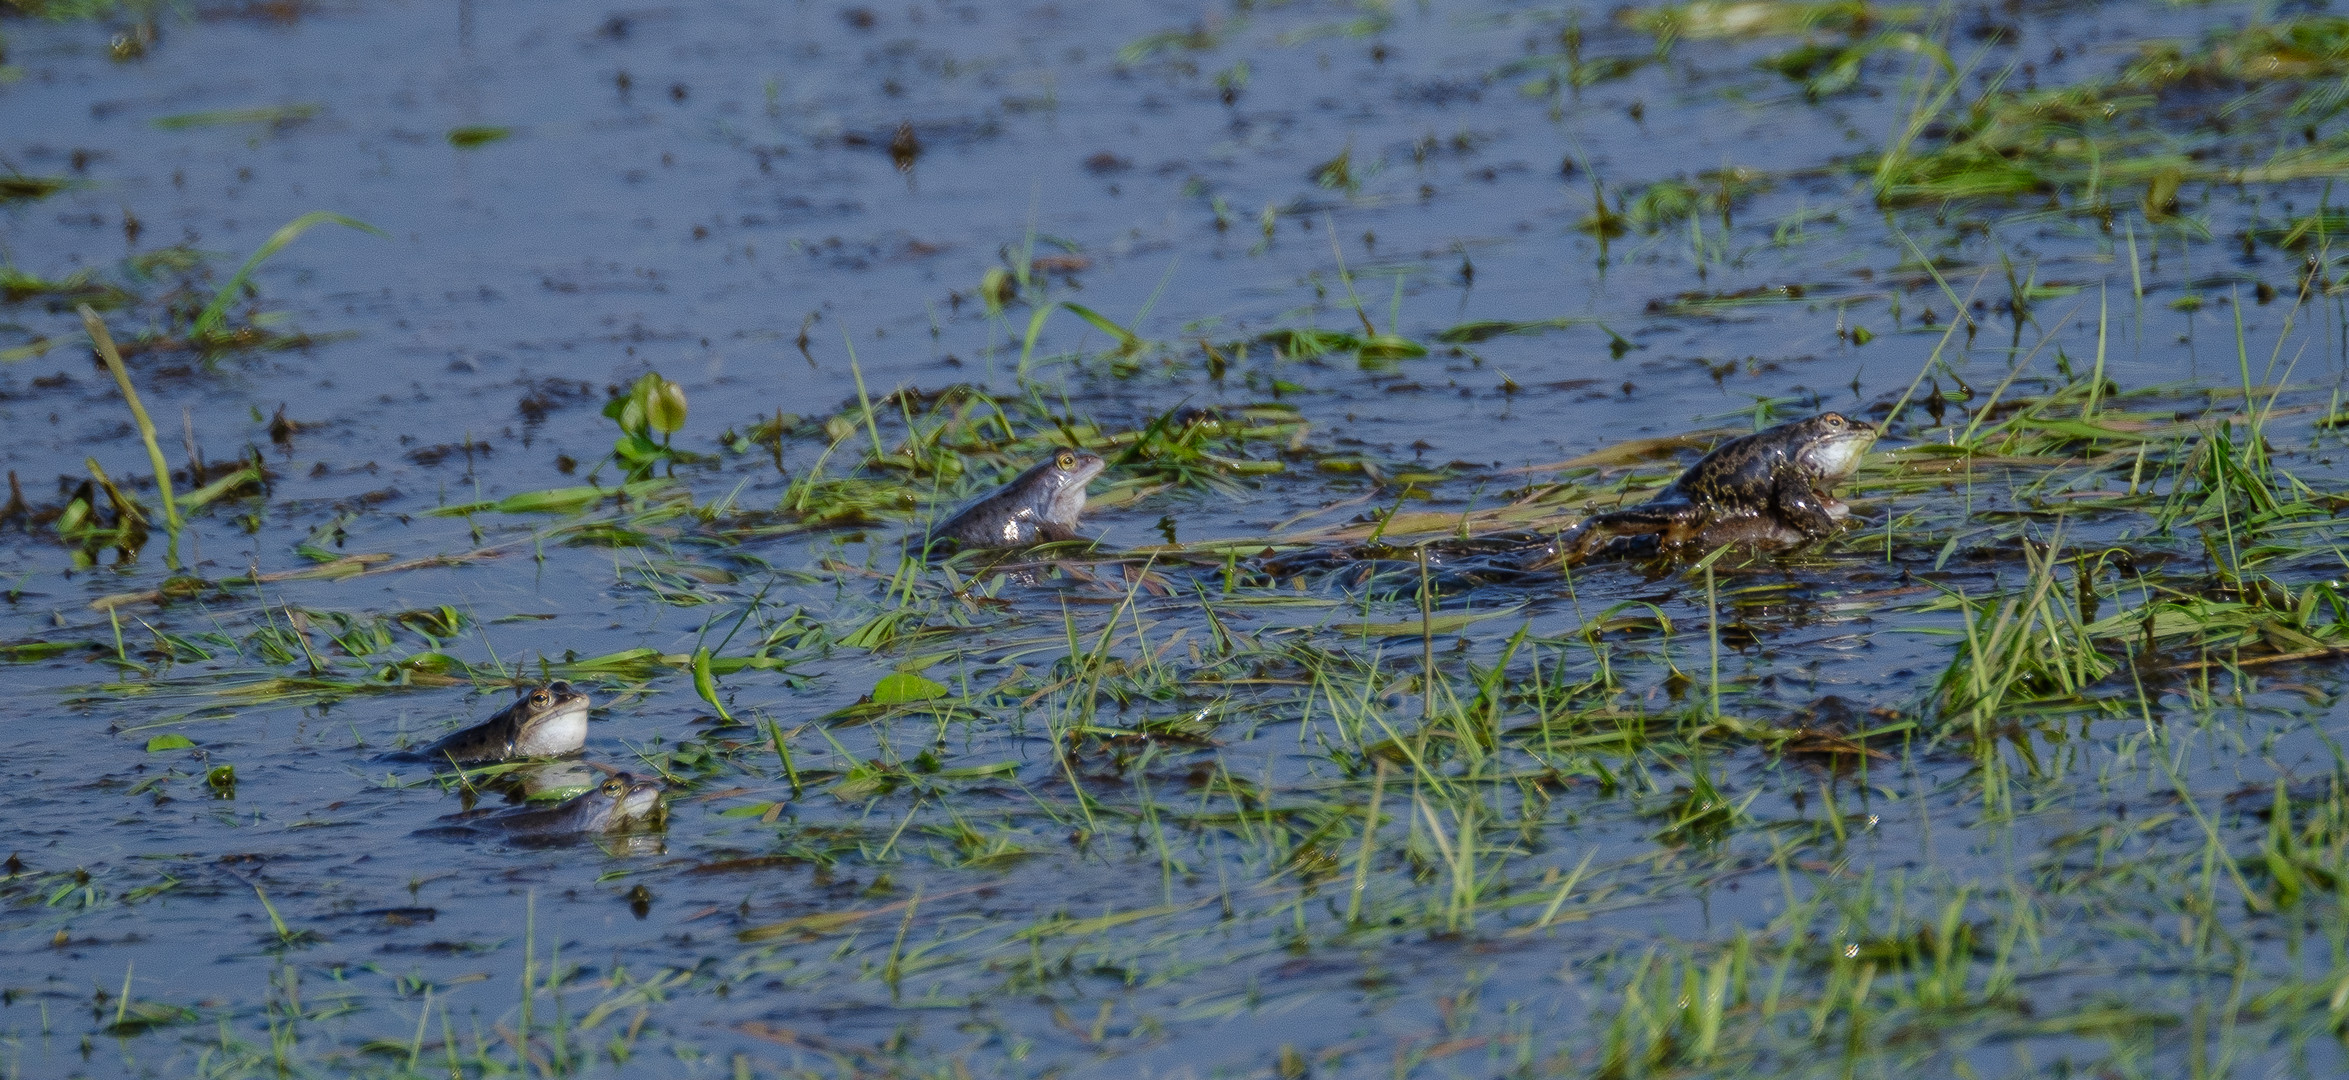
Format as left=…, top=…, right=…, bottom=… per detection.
left=1556, top=529, right=1602, bottom=567
left=1549, top=524, right=1625, bottom=568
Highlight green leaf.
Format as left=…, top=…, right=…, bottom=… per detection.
left=496, top=486, right=612, bottom=514
left=704, top=655, right=794, bottom=674
left=145, top=734, right=195, bottom=752
left=180, top=466, right=263, bottom=511
left=1345, top=604, right=1525, bottom=638
left=0, top=174, right=73, bottom=204
left=0, top=337, right=61, bottom=362
left=564, top=647, right=666, bottom=672
left=614, top=432, right=664, bottom=462
left=446, top=125, right=512, bottom=148
left=387, top=651, right=465, bottom=675
left=0, top=641, right=79, bottom=662
left=1436, top=317, right=1587, bottom=343
left=152, top=104, right=320, bottom=130
left=981, top=267, right=1015, bottom=315
left=423, top=479, right=672, bottom=517
left=1355, top=333, right=1428, bottom=361
left=193, top=211, right=387, bottom=338
left=1061, top=302, right=1140, bottom=350
left=692, top=646, right=734, bottom=724
left=870, top=673, right=948, bottom=704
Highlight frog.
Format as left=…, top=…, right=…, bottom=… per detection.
left=420, top=772, right=666, bottom=842
left=1553, top=412, right=1876, bottom=564
left=927, top=449, right=1106, bottom=549
left=396, top=682, right=592, bottom=765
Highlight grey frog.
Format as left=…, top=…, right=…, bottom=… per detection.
left=419, top=772, right=667, bottom=843
left=401, top=682, right=591, bottom=765
left=928, top=449, right=1106, bottom=549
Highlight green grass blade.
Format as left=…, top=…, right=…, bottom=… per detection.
left=192, top=211, right=387, bottom=338
left=1060, top=302, right=1139, bottom=350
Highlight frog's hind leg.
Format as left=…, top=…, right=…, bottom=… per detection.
left=1556, top=509, right=1681, bottom=565
left=1656, top=516, right=1710, bottom=549
left=1695, top=515, right=1808, bottom=551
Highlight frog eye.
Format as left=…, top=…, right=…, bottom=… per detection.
left=1821, top=413, right=1845, bottom=429
left=603, top=778, right=625, bottom=797
left=531, top=690, right=551, bottom=707
left=1056, top=451, right=1078, bottom=469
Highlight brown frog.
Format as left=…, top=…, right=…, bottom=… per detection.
left=1554, top=412, right=1875, bottom=564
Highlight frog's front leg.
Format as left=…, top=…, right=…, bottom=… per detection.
left=985, top=507, right=1035, bottom=546
left=1770, top=472, right=1844, bottom=538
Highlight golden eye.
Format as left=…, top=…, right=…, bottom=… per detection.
left=531, top=691, right=550, bottom=706
left=1057, top=451, right=1077, bottom=468
left=604, top=779, right=625, bottom=797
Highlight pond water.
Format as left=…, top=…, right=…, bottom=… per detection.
left=6, top=0, right=2349, bottom=1076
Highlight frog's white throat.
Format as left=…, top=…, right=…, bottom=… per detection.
left=1800, top=433, right=1873, bottom=480
left=513, top=698, right=591, bottom=756
left=1045, top=482, right=1089, bottom=526
left=617, top=784, right=664, bottom=824
left=1034, top=459, right=1103, bottom=527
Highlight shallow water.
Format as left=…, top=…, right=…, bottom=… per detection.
left=7, top=0, right=2349, bottom=1077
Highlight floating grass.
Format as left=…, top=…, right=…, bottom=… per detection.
left=0, top=172, right=74, bottom=203
left=151, top=104, right=320, bottom=131
left=445, top=125, right=512, bottom=148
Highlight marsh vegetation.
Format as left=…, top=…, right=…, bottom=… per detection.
left=9, top=0, right=2349, bottom=1077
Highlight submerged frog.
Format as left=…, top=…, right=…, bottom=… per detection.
left=928, top=449, right=1106, bottom=549
left=1555, top=412, right=1876, bottom=564
left=422, top=773, right=666, bottom=842
left=398, top=682, right=591, bottom=765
